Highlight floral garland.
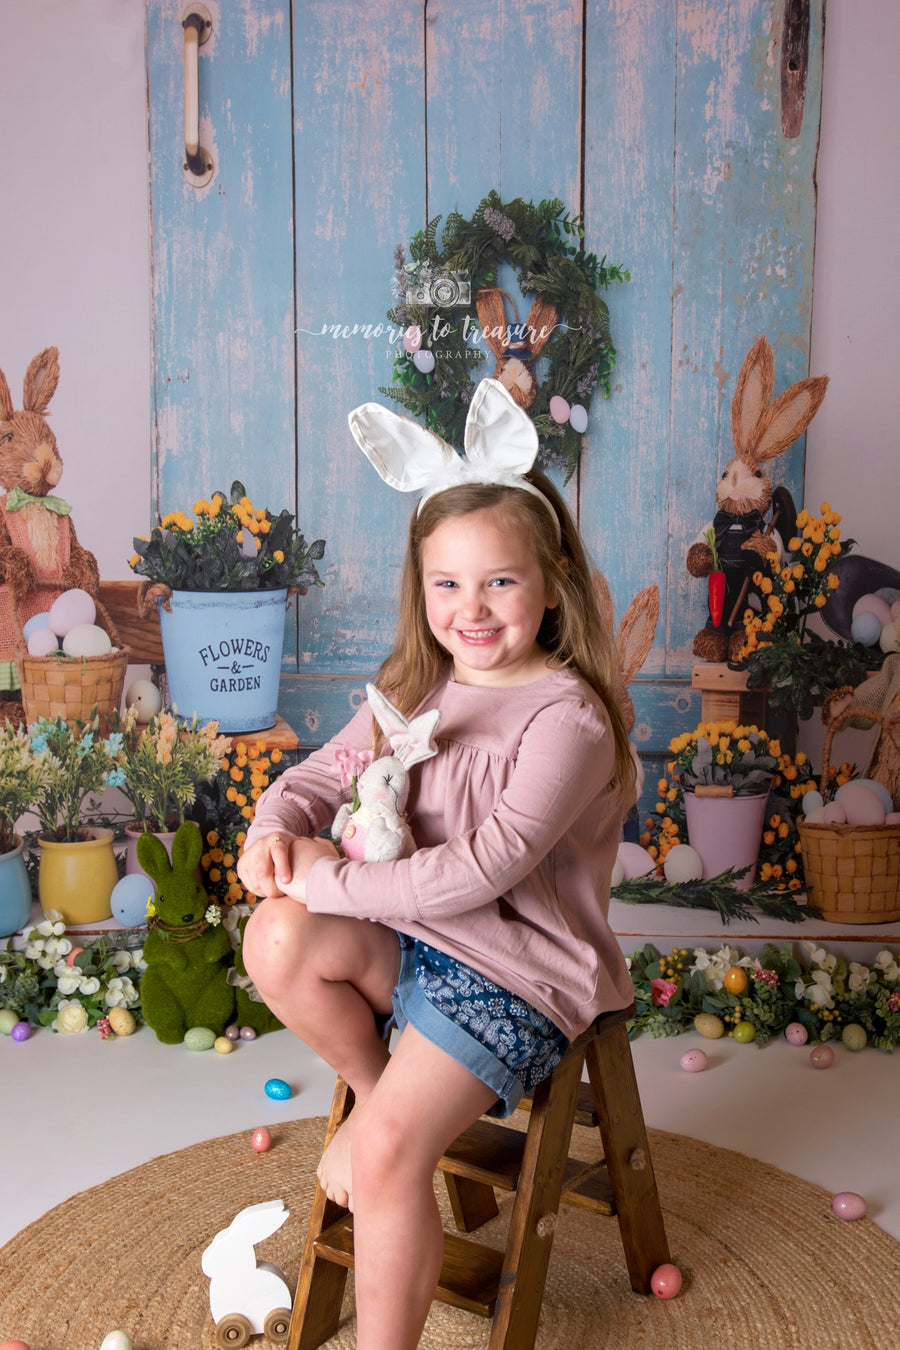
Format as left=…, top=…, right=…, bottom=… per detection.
left=628, top=941, right=900, bottom=1051
left=384, top=192, right=630, bottom=481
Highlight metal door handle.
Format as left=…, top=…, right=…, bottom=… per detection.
left=183, top=5, right=213, bottom=184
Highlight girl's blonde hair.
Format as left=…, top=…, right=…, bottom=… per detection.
left=376, top=469, right=636, bottom=803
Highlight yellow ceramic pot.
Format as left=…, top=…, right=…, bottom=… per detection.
left=37, top=828, right=118, bottom=925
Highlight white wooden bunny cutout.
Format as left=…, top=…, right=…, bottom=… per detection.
left=201, top=1198, right=292, bottom=1345
left=348, top=376, right=561, bottom=539
left=332, top=683, right=441, bottom=862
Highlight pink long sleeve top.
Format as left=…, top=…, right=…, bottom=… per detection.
left=245, top=669, right=633, bottom=1040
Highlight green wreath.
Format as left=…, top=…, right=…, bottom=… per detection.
left=383, top=192, right=630, bottom=481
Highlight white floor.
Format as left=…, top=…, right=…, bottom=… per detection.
left=2, top=899, right=899, bottom=1253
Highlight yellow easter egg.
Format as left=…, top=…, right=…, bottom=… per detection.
left=693, top=1013, right=725, bottom=1040
left=107, top=1007, right=136, bottom=1037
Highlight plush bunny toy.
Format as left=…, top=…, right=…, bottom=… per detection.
left=331, top=683, right=441, bottom=862
left=686, top=336, right=828, bottom=663
left=0, top=347, right=100, bottom=712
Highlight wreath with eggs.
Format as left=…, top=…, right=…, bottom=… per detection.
left=383, top=191, right=630, bottom=481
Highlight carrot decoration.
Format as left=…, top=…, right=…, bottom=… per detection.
left=704, top=529, right=726, bottom=628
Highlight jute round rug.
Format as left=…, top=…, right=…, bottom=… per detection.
left=1, top=1113, right=898, bottom=1350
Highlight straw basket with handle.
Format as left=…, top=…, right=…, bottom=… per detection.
left=14, top=592, right=129, bottom=734
left=797, top=705, right=900, bottom=924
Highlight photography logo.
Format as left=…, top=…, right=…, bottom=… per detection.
left=406, top=263, right=471, bottom=307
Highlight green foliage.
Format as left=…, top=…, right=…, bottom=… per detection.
left=28, top=715, right=127, bottom=842
left=130, top=480, right=326, bottom=593
left=744, top=630, right=880, bottom=720
left=613, top=872, right=818, bottom=924
left=0, top=722, right=50, bottom=853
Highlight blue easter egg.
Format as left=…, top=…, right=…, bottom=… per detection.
left=851, top=610, right=882, bottom=646
left=23, top=611, right=51, bottom=640
left=264, top=1077, right=292, bottom=1101
left=111, top=873, right=156, bottom=928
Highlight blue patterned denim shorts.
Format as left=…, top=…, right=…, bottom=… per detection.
left=391, top=934, right=569, bottom=1118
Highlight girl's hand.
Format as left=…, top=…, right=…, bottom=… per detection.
left=236, top=832, right=298, bottom=898
left=281, top=836, right=341, bottom=902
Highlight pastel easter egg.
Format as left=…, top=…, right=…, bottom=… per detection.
left=821, top=802, right=848, bottom=825
left=802, top=805, right=827, bottom=824
left=836, top=781, right=885, bottom=827
left=886, top=812, right=900, bottom=825
left=108, top=1007, right=136, bottom=1037
left=841, top=1023, right=867, bottom=1052
left=65, top=947, right=84, bottom=966
left=568, top=403, right=589, bottom=433
left=663, top=844, right=704, bottom=884
left=809, top=1045, right=834, bottom=1069
left=650, top=1264, right=682, bottom=1299
left=0, top=1009, right=18, bottom=1035
left=225, top=1024, right=240, bottom=1041
left=610, top=857, right=625, bottom=888
left=184, top=1026, right=216, bottom=1052
left=852, top=593, right=892, bottom=629
left=22, top=611, right=51, bottom=639
left=412, top=348, right=435, bottom=374
left=11, top=1021, right=31, bottom=1042
left=732, top=1021, right=756, bottom=1044
left=125, top=678, right=162, bottom=722
left=111, top=874, right=156, bottom=928
left=693, top=1013, right=725, bottom=1040
left=831, top=1191, right=867, bottom=1221
left=214, top=1036, right=234, bottom=1054
left=0, top=1341, right=33, bottom=1350
left=617, top=842, right=656, bottom=880
left=850, top=610, right=882, bottom=646
left=62, top=622, right=112, bottom=658
left=264, top=1077, right=292, bottom=1101
left=879, top=620, right=899, bottom=653
left=802, top=790, right=824, bottom=814
left=240, top=1026, right=257, bottom=1041
left=785, top=1022, right=808, bottom=1046
left=837, top=777, right=893, bottom=815
left=251, top=1126, right=272, bottom=1153
left=99, top=1333, right=134, bottom=1350
left=26, top=626, right=61, bottom=656
left=892, top=599, right=900, bottom=621
left=402, top=324, right=423, bottom=353
left=549, top=394, right=570, bottom=424
left=680, top=1048, right=708, bottom=1072
left=49, top=587, right=96, bottom=636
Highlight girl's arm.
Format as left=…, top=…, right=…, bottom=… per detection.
left=304, top=697, right=617, bottom=923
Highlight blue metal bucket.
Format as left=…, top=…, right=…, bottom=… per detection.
left=157, top=589, right=288, bottom=732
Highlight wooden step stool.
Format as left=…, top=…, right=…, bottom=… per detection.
left=287, top=1003, right=670, bottom=1350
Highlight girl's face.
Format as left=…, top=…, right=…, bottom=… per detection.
left=420, top=507, right=558, bottom=687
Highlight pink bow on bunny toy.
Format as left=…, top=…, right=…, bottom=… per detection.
left=331, top=684, right=441, bottom=862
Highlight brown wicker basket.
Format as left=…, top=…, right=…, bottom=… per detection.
left=798, top=706, right=900, bottom=925
left=15, top=594, right=129, bottom=734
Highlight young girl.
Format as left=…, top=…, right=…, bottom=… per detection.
left=237, top=380, right=636, bottom=1350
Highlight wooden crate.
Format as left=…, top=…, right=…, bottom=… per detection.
left=691, top=663, right=767, bottom=727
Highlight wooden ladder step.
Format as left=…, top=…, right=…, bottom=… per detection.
left=313, top=1215, right=505, bottom=1317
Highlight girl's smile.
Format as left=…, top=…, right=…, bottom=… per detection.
left=421, top=508, right=558, bottom=687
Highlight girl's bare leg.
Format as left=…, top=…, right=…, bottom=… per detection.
left=242, top=897, right=401, bottom=1205
left=349, top=1024, right=499, bottom=1350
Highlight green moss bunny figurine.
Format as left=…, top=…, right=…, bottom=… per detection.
left=139, top=821, right=235, bottom=1043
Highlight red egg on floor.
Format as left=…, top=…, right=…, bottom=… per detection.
left=650, top=1263, right=682, bottom=1299
left=251, top=1126, right=272, bottom=1153
left=0, top=1340, right=32, bottom=1349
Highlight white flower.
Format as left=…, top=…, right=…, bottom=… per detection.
left=23, top=939, right=45, bottom=961
left=104, top=976, right=138, bottom=1008
left=78, top=976, right=101, bottom=997
left=875, top=951, right=900, bottom=983
left=796, top=970, right=835, bottom=1009
left=35, top=916, right=65, bottom=939
left=110, top=949, right=133, bottom=973
left=0, top=967, right=7, bottom=986
left=54, top=969, right=84, bottom=996
left=802, top=942, right=837, bottom=973
left=848, top=962, right=875, bottom=993
left=129, top=947, right=146, bottom=972
left=205, top=905, right=222, bottom=927
left=53, top=999, right=89, bottom=1034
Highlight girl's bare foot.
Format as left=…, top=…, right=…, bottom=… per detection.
left=317, top=1109, right=358, bottom=1209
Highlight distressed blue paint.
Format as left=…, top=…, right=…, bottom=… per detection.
left=146, top=0, right=823, bottom=767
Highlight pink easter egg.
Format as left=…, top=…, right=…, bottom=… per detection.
left=831, top=1191, right=867, bottom=1221
left=891, top=599, right=900, bottom=621
left=851, top=593, right=892, bottom=628
left=836, top=781, right=885, bottom=827
left=679, top=1049, right=708, bottom=1073
left=885, top=812, right=900, bottom=825
left=26, top=626, right=61, bottom=656
left=617, top=842, right=656, bottom=880
left=650, top=1264, right=682, bottom=1299
left=66, top=947, right=84, bottom=966
left=549, top=394, right=570, bottom=424
left=809, top=1045, right=834, bottom=1069
left=251, top=1126, right=272, bottom=1153
left=240, top=1025, right=257, bottom=1041
left=785, top=1022, right=808, bottom=1046
left=225, top=1024, right=240, bottom=1040
left=0, top=1341, right=33, bottom=1350
left=403, top=324, right=422, bottom=353
left=48, top=587, right=95, bottom=636
left=821, top=802, right=847, bottom=825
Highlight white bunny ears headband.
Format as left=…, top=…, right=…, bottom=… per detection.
left=347, top=377, right=561, bottom=541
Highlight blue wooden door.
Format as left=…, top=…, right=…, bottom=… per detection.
left=146, top=0, right=823, bottom=807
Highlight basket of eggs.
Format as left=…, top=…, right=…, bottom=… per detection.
left=15, top=587, right=129, bottom=733
left=797, top=705, right=900, bottom=924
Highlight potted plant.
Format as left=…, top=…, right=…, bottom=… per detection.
left=0, top=722, right=50, bottom=936
left=114, top=706, right=230, bottom=875
left=668, top=719, right=778, bottom=888
left=28, top=714, right=127, bottom=925
left=129, top=481, right=325, bottom=734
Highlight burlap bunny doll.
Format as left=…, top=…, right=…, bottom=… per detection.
left=0, top=347, right=100, bottom=716
left=686, top=336, right=828, bottom=663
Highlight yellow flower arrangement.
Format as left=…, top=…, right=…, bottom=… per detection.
left=188, top=738, right=282, bottom=906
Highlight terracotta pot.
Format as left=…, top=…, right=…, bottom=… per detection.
left=37, top=828, right=118, bottom=925
left=683, top=790, right=770, bottom=889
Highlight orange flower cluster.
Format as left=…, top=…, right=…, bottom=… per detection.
left=737, top=504, right=842, bottom=659
left=199, top=739, right=282, bottom=906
